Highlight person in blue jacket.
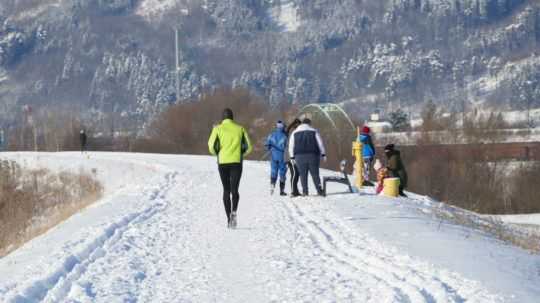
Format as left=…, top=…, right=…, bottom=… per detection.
left=266, top=121, right=288, bottom=195
left=359, top=126, right=376, bottom=185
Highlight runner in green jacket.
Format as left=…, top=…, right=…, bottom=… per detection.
left=208, top=108, right=252, bottom=228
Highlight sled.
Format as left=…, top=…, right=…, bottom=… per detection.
left=322, top=160, right=354, bottom=196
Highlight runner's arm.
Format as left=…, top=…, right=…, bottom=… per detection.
left=242, top=128, right=253, bottom=156
left=208, top=127, right=219, bottom=155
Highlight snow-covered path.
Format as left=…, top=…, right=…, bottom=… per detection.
left=0, top=153, right=539, bottom=302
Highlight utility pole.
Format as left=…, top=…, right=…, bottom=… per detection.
left=0, top=128, right=4, bottom=151
left=526, top=80, right=533, bottom=129
left=110, top=100, right=115, bottom=138
left=174, top=9, right=190, bottom=103
left=462, top=96, right=465, bottom=127
left=175, top=27, right=181, bottom=102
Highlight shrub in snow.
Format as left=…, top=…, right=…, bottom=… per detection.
left=389, top=109, right=411, bottom=132
left=0, top=160, right=103, bottom=257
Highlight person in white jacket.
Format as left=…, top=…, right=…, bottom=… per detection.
left=288, top=118, right=326, bottom=196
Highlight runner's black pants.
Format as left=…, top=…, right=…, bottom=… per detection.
left=287, top=160, right=300, bottom=195
left=218, top=163, right=242, bottom=220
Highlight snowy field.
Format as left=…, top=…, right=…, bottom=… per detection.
left=0, top=152, right=539, bottom=302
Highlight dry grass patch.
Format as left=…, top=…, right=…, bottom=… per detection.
left=0, top=160, right=103, bottom=257
left=429, top=200, right=540, bottom=254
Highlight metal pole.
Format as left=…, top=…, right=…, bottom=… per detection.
left=34, top=126, right=38, bottom=152
left=462, top=97, right=465, bottom=127
left=175, top=28, right=180, bottom=102
left=527, top=101, right=531, bottom=129
left=111, top=100, right=115, bottom=138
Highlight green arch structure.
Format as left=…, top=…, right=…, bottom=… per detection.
left=298, top=103, right=356, bottom=159
left=299, top=104, right=355, bottom=132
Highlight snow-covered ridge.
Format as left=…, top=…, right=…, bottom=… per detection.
left=135, top=0, right=182, bottom=19
left=4, top=0, right=62, bottom=22
left=496, top=214, right=540, bottom=226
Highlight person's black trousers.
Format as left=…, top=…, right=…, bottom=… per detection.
left=218, top=163, right=243, bottom=220
left=295, top=154, right=322, bottom=195
left=287, top=160, right=300, bottom=195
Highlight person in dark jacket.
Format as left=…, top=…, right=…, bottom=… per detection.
left=286, top=118, right=302, bottom=197
left=358, top=126, right=375, bottom=185
left=289, top=118, right=326, bottom=196
left=80, top=130, right=87, bottom=153
left=265, top=121, right=288, bottom=195
left=384, top=144, right=408, bottom=197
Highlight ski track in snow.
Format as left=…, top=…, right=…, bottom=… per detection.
left=11, top=171, right=179, bottom=303
left=276, top=199, right=500, bottom=303
left=0, top=152, right=536, bottom=302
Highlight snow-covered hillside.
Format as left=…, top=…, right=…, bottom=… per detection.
left=269, top=0, right=301, bottom=32
left=135, top=0, right=185, bottom=19
left=4, top=0, right=540, bottom=130
left=0, top=152, right=539, bottom=302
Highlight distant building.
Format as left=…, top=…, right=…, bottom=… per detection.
left=370, top=112, right=380, bottom=122
left=366, top=121, right=392, bottom=133
left=366, top=109, right=391, bottom=133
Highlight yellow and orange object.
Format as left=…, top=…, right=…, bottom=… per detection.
left=352, top=126, right=363, bottom=190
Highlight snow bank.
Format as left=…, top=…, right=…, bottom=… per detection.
left=0, top=152, right=538, bottom=302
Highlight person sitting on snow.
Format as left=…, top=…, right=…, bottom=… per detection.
left=384, top=144, right=408, bottom=197
left=265, top=121, right=288, bottom=195
left=373, top=159, right=388, bottom=194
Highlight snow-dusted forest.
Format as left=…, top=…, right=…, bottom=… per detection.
left=1, top=0, right=540, bottom=130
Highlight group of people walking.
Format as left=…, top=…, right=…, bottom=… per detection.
left=265, top=117, right=327, bottom=197
left=208, top=108, right=408, bottom=229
